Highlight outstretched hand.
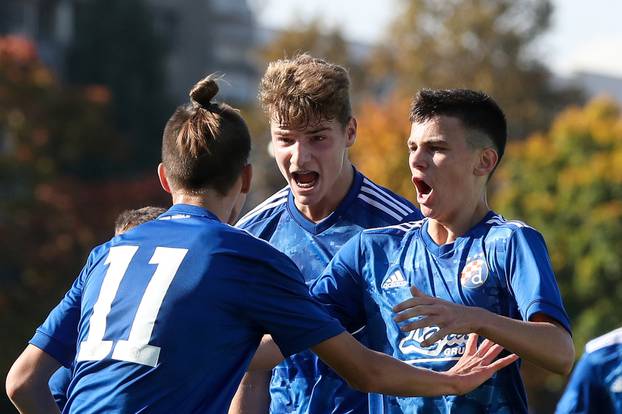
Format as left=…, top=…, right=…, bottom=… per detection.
left=446, top=334, right=518, bottom=395
left=392, top=286, right=483, bottom=347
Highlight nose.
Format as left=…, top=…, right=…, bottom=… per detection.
left=290, top=141, right=310, bottom=168
left=409, top=147, right=427, bottom=171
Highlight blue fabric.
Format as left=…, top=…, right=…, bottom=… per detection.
left=49, top=366, right=72, bottom=410
left=30, top=204, right=344, bottom=414
left=312, top=211, right=571, bottom=413
left=556, top=327, right=622, bottom=414
left=237, top=168, right=420, bottom=414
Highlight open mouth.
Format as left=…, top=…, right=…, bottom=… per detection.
left=292, top=171, right=319, bottom=189
left=413, top=177, right=432, bottom=196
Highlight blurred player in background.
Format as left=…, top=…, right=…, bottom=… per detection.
left=230, top=54, right=422, bottom=414
left=557, top=327, right=622, bottom=413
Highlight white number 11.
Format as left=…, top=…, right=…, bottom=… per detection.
left=77, top=245, right=187, bottom=367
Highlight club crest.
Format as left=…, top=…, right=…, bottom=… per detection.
left=460, top=252, right=488, bottom=288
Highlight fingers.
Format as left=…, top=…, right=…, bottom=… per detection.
left=397, top=316, right=436, bottom=332
left=392, top=296, right=436, bottom=313
left=410, top=285, right=426, bottom=297
left=393, top=304, right=437, bottom=323
left=464, top=333, right=478, bottom=355
left=474, top=339, right=495, bottom=358
left=486, top=353, right=519, bottom=371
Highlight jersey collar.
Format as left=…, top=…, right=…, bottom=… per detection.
left=286, top=166, right=363, bottom=235
left=420, top=210, right=497, bottom=257
left=160, top=203, right=220, bottom=221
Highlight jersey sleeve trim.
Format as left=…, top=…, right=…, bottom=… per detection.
left=29, top=330, right=74, bottom=367
left=276, top=324, right=346, bottom=358
left=524, top=299, right=572, bottom=335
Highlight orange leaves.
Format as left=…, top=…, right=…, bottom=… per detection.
left=351, top=94, right=416, bottom=200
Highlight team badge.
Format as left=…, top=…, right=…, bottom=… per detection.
left=460, top=252, right=488, bottom=288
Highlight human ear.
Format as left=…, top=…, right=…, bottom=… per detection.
left=474, top=148, right=498, bottom=177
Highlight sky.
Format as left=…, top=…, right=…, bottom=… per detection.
left=249, top=0, right=622, bottom=78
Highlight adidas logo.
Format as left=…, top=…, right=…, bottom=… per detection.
left=382, top=270, right=408, bottom=289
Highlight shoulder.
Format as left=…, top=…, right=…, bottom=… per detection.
left=357, top=219, right=424, bottom=251
left=235, top=186, right=289, bottom=229
left=585, top=327, right=622, bottom=354
left=355, top=175, right=420, bottom=223
left=484, top=213, right=543, bottom=241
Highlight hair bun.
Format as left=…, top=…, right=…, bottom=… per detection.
left=190, top=75, right=219, bottom=108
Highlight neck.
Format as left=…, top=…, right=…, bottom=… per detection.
left=427, top=195, right=490, bottom=245
left=295, top=162, right=354, bottom=222
left=172, top=192, right=233, bottom=223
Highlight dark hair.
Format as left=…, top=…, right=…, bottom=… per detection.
left=259, top=53, right=352, bottom=129
left=162, top=74, right=251, bottom=195
left=114, top=206, right=167, bottom=235
left=409, top=89, right=507, bottom=163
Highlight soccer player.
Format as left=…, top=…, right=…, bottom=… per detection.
left=310, top=89, right=575, bottom=412
left=47, top=206, right=167, bottom=410
left=5, top=78, right=516, bottom=414
left=556, top=327, right=622, bottom=413
left=231, top=54, right=422, bottom=414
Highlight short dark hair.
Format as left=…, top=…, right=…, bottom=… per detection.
left=409, top=89, right=507, bottom=163
left=162, top=75, right=251, bottom=195
left=114, top=206, right=166, bottom=235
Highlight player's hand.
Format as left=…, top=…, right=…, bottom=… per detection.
left=446, top=334, right=518, bottom=395
left=392, top=286, right=482, bottom=347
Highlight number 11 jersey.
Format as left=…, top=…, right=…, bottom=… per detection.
left=30, top=204, right=344, bottom=413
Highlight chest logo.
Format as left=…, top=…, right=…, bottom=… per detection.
left=460, top=253, right=488, bottom=289
left=382, top=270, right=408, bottom=289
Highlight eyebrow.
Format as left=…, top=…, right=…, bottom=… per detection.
left=274, top=126, right=331, bottom=136
left=408, top=137, right=448, bottom=145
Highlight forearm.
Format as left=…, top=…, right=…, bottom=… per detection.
left=7, top=383, right=60, bottom=414
left=474, top=309, right=574, bottom=375
left=359, top=350, right=460, bottom=396
left=228, top=371, right=271, bottom=414
left=6, top=345, right=62, bottom=414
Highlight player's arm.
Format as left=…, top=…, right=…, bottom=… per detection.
left=6, top=344, right=62, bottom=414
left=311, top=331, right=517, bottom=396
left=228, top=335, right=283, bottom=414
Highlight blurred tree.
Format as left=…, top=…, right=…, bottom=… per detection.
left=350, top=93, right=415, bottom=199
left=493, top=97, right=622, bottom=411
left=65, top=0, right=172, bottom=171
left=370, top=0, right=583, bottom=138
left=493, top=96, right=622, bottom=348
left=0, top=36, right=168, bottom=412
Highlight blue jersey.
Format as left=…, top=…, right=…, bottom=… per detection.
left=49, top=366, right=72, bottom=410
left=556, top=327, right=622, bottom=414
left=311, top=211, right=571, bottom=413
left=30, top=204, right=344, bottom=414
left=237, top=168, right=420, bottom=414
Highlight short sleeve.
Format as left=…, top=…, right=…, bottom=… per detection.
left=555, top=352, right=609, bottom=414
left=504, top=226, right=571, bottom=334
left=242, top=250, right=345, bottom=357
left=29, top=254, right=92, bottom=366
left=310, top=234, right=367, bottom=333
